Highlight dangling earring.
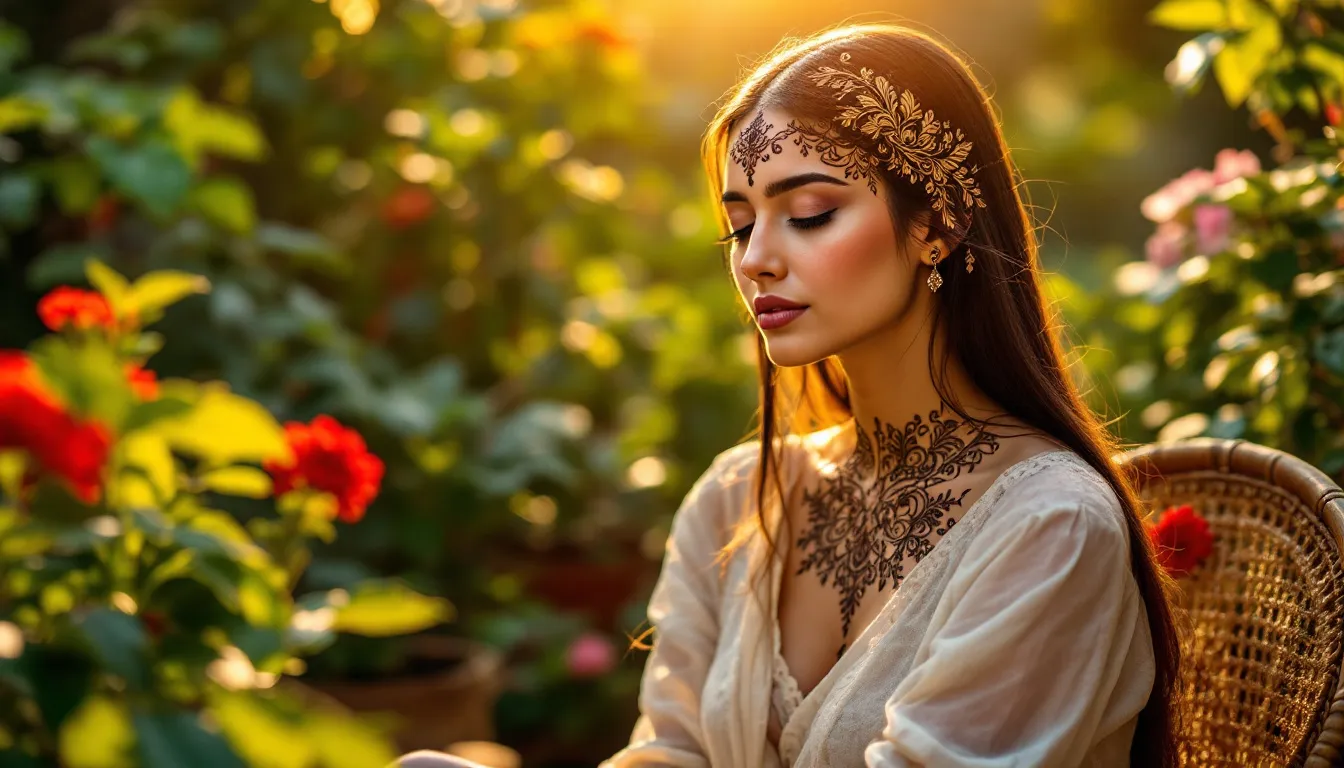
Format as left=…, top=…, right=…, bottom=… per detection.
left=927, top=245, right=943, bottom=293
left=965, top=248, right=975, bottom=273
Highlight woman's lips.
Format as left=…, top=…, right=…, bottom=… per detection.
left=757, top=306, right=808, bottom=330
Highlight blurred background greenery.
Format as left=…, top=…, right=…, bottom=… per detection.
left=3, top=0, right=1344, bottom=765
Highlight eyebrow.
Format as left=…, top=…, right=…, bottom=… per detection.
left=721, top=172, right=848, bottom=204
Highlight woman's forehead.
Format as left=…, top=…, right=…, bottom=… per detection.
left=723, top=108, right=821, bottom=193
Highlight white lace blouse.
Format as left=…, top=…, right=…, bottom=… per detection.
left=601, top=434, right=1155, bottom=768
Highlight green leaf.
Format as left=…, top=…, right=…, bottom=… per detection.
left=1303, top=43, right=1344, bottom=88
left=74, top=609, right=150, bottom=691
left=1247, top=245, right=1298, bottom=291
left=1212, top=15, right=1282, bottom=107
left=126, top=270, right=211, bottom=317
left=0, top=172, right=39, bottom=229
left=114, top=432, right=176, bottom=510
left=133, top=710, right=247, bottom=768
left=201, top=466, right=273, bottom=499
left=0, top=95, right=47, bottom=134
left=255, top=223, right=350, bottom=276
left=1316, top=328, right=1344, bottom=376
left=60, top=694, right=135, bottom=768
left=86, top=136, right=192, bottom=220
left=149, top=384, right=288, bottom=465
left=183, top=509, right=256, bottom=549
left=19, top=646, right=94, bottom=738
left=306, top=708, right=397, bottom=768
left=211, top=692, right=314, bottom=768
left=332, top=580, right=453, bottom=637
left=0, top=522, right=54, bottom=557
left=165, top=22, right=225, bottom=63
left=298, top=499, right=336, bottom=543
left=85, top=258, right=130, bottom=312
left=65, top=34, right=150, bottom=71
left=27, top=243, right=112, bottom=290
left=0, top=21, right=31, bottom=73
left=164, top=90, right=267, bottom=166
left=122, top=397, right=194, bottom=435
left=1148, top=0, right=1227, bottom=31
left=44, top=157, right=102, bottom=215
left=28, top=336, right=134, bottom=426
left=226, top=624, right=285, bottom=668
left=239, top=568, right=288, bottom=627
left=192, top=555, right=244, bottom=611
left=1323, top=449, right=1344, bottom=476
left=190, top=178, right=256, bottom=234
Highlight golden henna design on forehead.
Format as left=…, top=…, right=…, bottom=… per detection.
left=724, top=53, right=985, bottom=232
left=731, top=57, right=983, bottom=231
left=800, top=55, right=986, bottom=229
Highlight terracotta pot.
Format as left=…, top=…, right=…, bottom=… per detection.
left=517, top=546, right=656, bottom=628
left=306, top=635, right=504, bottom=753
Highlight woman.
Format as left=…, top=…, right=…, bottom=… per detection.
left=600, top=23, right=1181, bottom=768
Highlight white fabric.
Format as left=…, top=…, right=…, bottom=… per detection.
left=600, top=434, right=1155, bottom=768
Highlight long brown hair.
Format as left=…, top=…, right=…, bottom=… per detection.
left=702, top=24, right=1182, bottom=766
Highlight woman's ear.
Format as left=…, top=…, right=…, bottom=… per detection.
left=908, top=213, right=954, bottom=267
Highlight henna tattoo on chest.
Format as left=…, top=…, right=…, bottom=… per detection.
left=795, top=408, right=1000, bottom=654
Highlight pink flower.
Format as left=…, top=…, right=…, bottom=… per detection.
left=1212, top=148, right=1260, bottom=185
left=1193, top=204, right=1233, bottom=254
left=1141, top=168, right=1215, bottom=223
left=1140, top=151, right=1257, bottom=225
left=1145, top=221, right=1188, bottom=268
left=565, top=632, right=616, bottom=679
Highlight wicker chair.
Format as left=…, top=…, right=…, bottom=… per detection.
left=1120, top=438, right=1344, bottom=767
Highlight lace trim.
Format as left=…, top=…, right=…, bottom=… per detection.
left=771, top=643, right=804, bottom=734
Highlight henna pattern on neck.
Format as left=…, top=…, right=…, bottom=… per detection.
left=795, top=408, right=1000, bottom=652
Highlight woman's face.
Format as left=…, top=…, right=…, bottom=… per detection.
left=721, top=107, right=931, bottom=368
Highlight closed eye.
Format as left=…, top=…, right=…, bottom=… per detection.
left=716, top=222, right=754, bottom=246
left=715, top=208, right=836, bottom=246
left=790, top=208, right=836, bottom=230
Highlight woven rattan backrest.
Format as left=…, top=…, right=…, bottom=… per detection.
left=1120, top=438, right=1344, bottom=767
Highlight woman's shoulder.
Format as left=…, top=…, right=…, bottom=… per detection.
left=672, top=428, right=834, bottom=547
left=983, top=449, right=1131, bottom=543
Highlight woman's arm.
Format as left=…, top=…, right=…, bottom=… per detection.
left=601, top=447, right=752, bottom=768
left=864, top=501, right=1155, bottom=768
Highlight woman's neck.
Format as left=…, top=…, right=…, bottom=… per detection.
left=836, top=317, right=1003, bottom=480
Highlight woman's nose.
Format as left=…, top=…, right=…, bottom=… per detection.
left=737, top=227, right=786, bottom=282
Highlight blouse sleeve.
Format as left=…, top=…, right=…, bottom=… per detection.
left=601, top=447, right=748, bottom=768
left=863, top=501, right=1154, bottom=768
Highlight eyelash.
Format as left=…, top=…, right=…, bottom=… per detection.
left=716, top=208, right=838, bottom=245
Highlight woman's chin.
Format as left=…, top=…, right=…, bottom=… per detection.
left=762, top=337, right=830, bottom=368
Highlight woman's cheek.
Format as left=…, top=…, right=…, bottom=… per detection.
left=810, top=223, right=886, bottom=286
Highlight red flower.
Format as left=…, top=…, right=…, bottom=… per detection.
left=37, top=287, right=115, bottom=332
left=1148, top=504, right=1214, bottom=578
left=381, top=186, right=436, bottom=230
left=1328, top=103, right=1343, bottom=128
left=124, top=363, right=159, bottom=400
left=264, top=415, right=384, bottom=523
left=0, top=351, right=111, bottom=503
